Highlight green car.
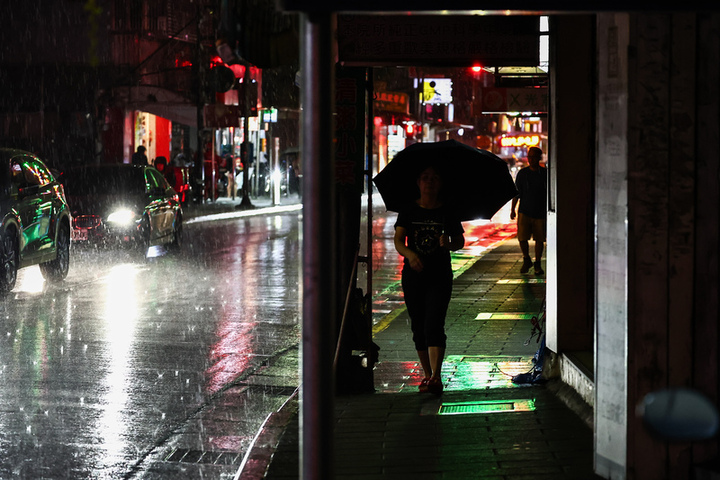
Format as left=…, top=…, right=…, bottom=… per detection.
left=0, top=148, right=72, bottom=293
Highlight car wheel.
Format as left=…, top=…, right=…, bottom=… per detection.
left=0, top=228, right=18, bottom=293
left=170, top=213, right=183, bottom=251
left=40, top=222, right=71, bottom=282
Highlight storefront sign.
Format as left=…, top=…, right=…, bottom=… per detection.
left=475, top=87, right=548, bottom=114
left=421, top=79, right=452, bottom=104
left=337, top=15, right=539, bottom=67
left=499, top=134, right=541, bottom=148
left=262, top=108, right=278, bottom=123
left=281, top=0, right=660, bottom=11
left=374, top=90, right=408, bottom=114
left=335, top=68, right=366, bottom=188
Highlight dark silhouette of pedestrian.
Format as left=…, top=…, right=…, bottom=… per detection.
left=132, top=146, right=148, bottom=166
left=510, top=146, right=547, bottom=275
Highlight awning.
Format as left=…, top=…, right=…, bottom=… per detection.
left=114, top=85, right=199, bottom=127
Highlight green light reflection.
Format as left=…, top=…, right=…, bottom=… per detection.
left=438, top=399, right=536, bottom=415
left=443, top=355, right=534, bottom=391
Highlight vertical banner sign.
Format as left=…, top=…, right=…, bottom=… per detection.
left=335, top=67, right=366, bottom=190
left=333, top=67, right=371, bottom=396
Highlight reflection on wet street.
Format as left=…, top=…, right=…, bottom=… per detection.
left=0, top=212, right=302, bottom=478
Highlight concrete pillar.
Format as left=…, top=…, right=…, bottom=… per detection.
left=595, top=13, right=631, bottom=478
left=547, top=15, right=596, bottom=356
left=595, top=12, right=720, bottom=479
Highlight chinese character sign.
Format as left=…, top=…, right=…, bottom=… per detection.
left=474, top=87, right=548, bottom=114
left=338, top=15, right=539, bottom=67
left=335, top=67, right=366, bottom=189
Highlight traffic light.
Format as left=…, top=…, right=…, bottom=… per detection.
left=404, top=123, right=422, bottom=141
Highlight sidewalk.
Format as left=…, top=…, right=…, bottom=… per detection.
left=182, top=194, right=303, bottom=224
left=173, top=196, right=599, bottom=479
left=255, top=242, right=599, bottom=480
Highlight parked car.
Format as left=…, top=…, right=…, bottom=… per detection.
left=62, top=164, right=183, bottom=253
left=0, top=148, right=72, bottom=293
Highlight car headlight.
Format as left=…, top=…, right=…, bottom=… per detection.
left=106, top=209, right=138, bottom=226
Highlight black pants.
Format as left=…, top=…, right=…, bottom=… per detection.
left=401, top=266, right=453, bottom=350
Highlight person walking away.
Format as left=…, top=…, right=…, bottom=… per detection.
left=510, top=146, right=547, bottom=275
left=132, top=146, right=148, bottom=165
left=394, top=164, right=465, bottom=395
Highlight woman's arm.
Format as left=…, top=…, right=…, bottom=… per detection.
left=440, top=232, right=465, bottom=252
left=394, top=226, right=423, bottom=272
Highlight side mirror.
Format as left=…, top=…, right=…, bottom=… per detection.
left=638, top=388, right=719, bottom=441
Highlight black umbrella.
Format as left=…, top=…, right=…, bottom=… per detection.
left=372, top=140, right=518, bottom=222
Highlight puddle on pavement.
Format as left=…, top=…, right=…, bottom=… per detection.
left=374, top=356, right=535, bottom=393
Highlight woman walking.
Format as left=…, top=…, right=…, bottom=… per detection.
left=393, top=163, right=465, bottom=394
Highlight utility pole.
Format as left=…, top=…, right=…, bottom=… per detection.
left=301, top=12, right=337, bottom=480
left=237, top=65, right=255, bottom=209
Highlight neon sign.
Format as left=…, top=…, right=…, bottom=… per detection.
left=500, top=135, right=540, bottom=148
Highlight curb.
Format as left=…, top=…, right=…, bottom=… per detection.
left=234, top=389, right=299, bottom=479
left=185, top=203, right=302, bottom=225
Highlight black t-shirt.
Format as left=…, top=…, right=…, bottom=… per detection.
left=515, top=166, right=547, bottom=219
left=395, top=204, right=464, bottom=272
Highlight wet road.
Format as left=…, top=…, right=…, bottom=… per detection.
left=0, top=199, right=514, bottom=479
left=0, top=211, right=303, bottom=478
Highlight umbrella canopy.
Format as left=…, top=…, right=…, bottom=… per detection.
left=372, top=140, right=518, bottom=222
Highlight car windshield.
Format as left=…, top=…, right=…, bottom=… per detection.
left=65, top=168, right=145, bottom=196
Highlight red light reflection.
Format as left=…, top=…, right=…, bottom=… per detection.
left=205, top=320, right=255, bottom=395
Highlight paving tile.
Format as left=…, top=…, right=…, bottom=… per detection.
left=260, top=242, right=600, bottom=479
